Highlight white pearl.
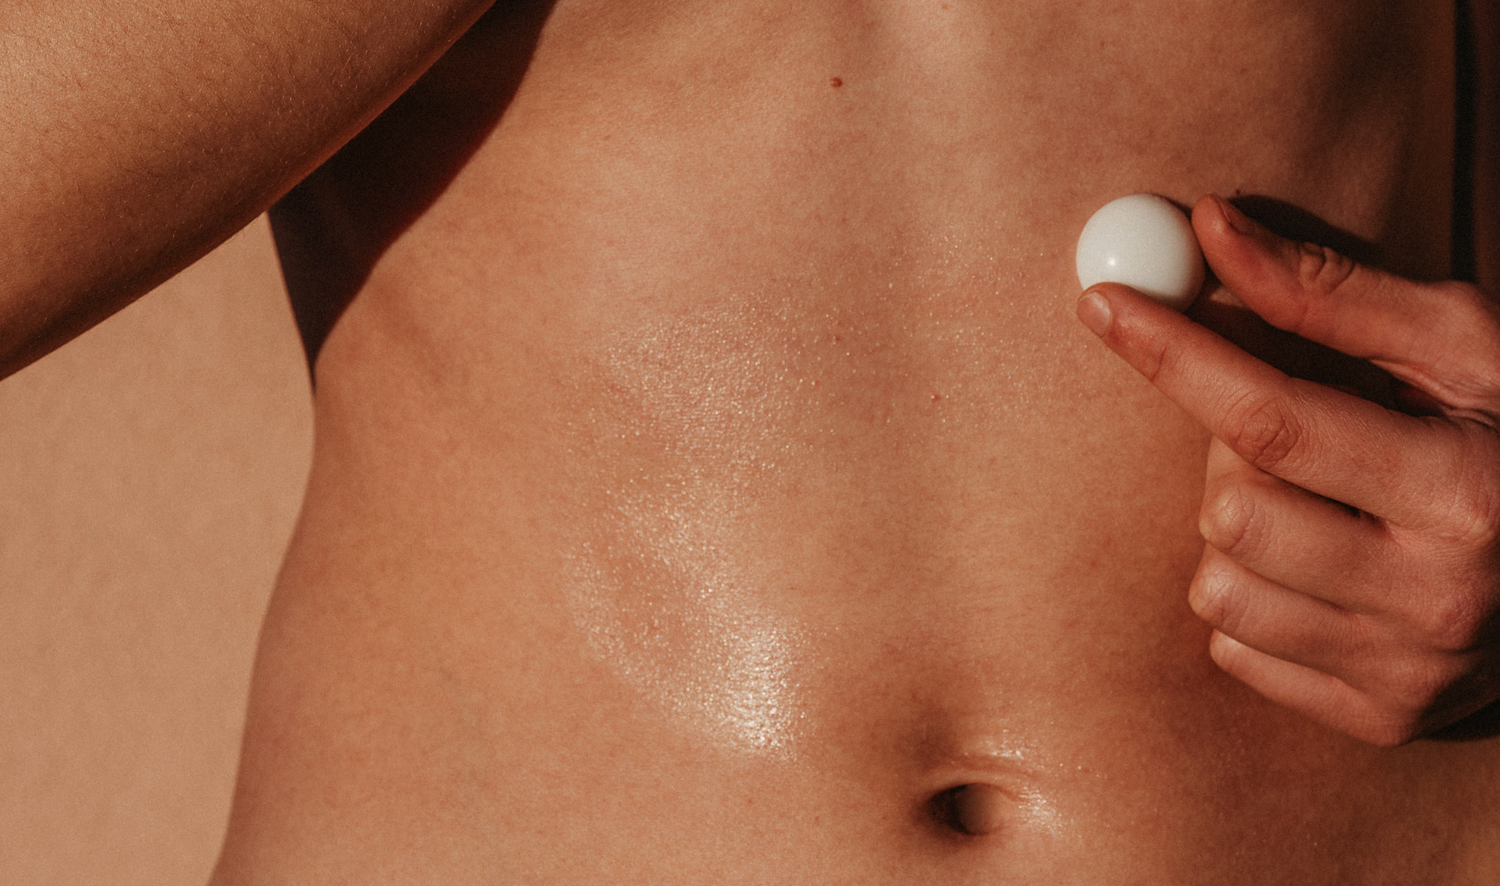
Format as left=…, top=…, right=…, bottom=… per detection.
left=1075, top=194, right=1205, bottom=311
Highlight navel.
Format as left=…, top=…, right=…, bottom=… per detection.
left=930, top=783, right=1009, bottom=836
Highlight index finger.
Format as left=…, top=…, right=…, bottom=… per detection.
left=1078, top=283, right=1453, bottom=524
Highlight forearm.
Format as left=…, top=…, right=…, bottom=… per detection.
left=0, top=0, right=496, bottom=376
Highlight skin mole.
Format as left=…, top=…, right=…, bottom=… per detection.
left=930, top=783, right=1007, bottom=836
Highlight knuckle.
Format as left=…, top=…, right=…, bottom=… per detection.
left=1454, top=488, right=1500, bottom=549
left=1322, top=681, right=1424, bottom=747
left=1200, top=482, right=1262, bottom=559
left=1295, top=242, right=1358, bottom=296
left=1222, top=389, right=1306, bottom=471
left=1432, top=280, right=1491, bottom=319
left=1404, top=661, right=1451, bottom=706
left=1409, top=585, right=1491, bottom=653
left=1431, top=280, right=1498, bottom=336
left=1189, top=563, right=1243, bottom=631
left=1465, top=312, right=1500, bottom=388
left=1433, top=448, right=1500, bottom=550
left=1420, top=283, right=1500, bottom=398
left=1135, top=331, right=1185, bottom=388
left=1358, top=713, right=1422, bottom=748
left=1360, top=641, right=1459, bottom=709
left=1412, top=282, right=1500, bottom=403
left=1355, top=676, right=1440, bottom=746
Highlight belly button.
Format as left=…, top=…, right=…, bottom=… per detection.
left=930, top=783, right=1008, bottom=836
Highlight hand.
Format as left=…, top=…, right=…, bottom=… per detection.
left=1077, top=194, right=1500, bottom=746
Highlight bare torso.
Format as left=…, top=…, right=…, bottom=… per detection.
left=214, top=1, right=1500, bottom=881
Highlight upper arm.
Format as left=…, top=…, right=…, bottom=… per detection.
left=0, top=0, right=499, bottom=378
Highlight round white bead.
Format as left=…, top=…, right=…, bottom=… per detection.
left=1075, top=194, right=1205, bottom=311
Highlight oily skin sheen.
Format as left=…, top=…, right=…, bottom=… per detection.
left=3, top=0, right=1498, bottom=881
left=165, top=0, right=1500, bottom=882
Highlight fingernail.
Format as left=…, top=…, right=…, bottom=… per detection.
left=1215, top=195, right=1257, bottom=236
left=1077, top=291, right=1113, bottom=336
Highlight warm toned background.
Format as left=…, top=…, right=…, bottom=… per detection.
left=0, top=218, right=313, bottom=886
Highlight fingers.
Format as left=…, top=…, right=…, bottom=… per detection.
left=1190, top=547, right=1365, bottom=673
left=1190, top=440, right=1386, bottom=686
left=1196, top=540, right=1494, bottom=747
left=1194, top=437, right=1500, bottom=744
left=1077, top=280, right=1454, bottom=525
left=1192, top=194, right=1500, bottom=417
left=1077, top=193, right=1500, bottom=743
left=1205, top=632, right=1424, bottom=747
left=1197, top=440, right=1386, bottom=611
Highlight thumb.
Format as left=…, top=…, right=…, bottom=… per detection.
left=1194, top=195, right=1500, bottom=415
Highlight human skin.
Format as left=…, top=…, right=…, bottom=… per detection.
left=0, top=220, right=310, bottom=886
left=0, top=0, right=497, bottom=375
left=3, top=0, right=1499, bottom=883
left=1081, top=195, right=1500, bottom=746
left=210, top=1, right=1498, bottom=882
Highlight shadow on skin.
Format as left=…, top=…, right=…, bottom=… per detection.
left=1431, top=699, right=1500, bottom=742
left=273, top=45, right=1500, bottom=742
left=1186, top=195, right=1404, bottom=411
left=1193, top=196, right=1500, bottom=743
left=270, top=0, right=558, bottom=372
left=928, top=784, right=1008, bottom=837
